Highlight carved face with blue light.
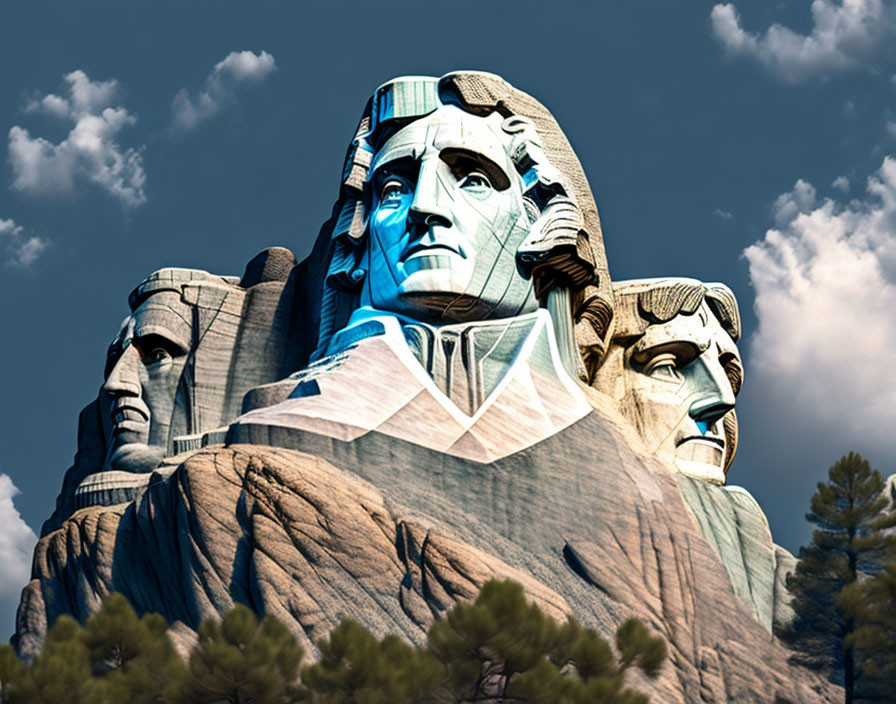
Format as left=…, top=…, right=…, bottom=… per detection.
left=361, top=105, right=537, bottom=322
left=621, top=300, right=742, bottom=482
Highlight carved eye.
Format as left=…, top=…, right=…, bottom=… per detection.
left=147, top=348, right=172, bottom=365
left=380, top=179, right=408, bottom=205
left=134, top=334, right=183, bottom=368
left=460, top=171, right=492, bottom=197
left=644, top=353, right=682, bottom=382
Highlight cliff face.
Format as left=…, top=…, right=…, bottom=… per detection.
left=17, top=408, right=838, bottom=702
left=14, top=69, right=841, bottom=704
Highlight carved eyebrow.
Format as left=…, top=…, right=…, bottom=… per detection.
left=370, top=148, right=512, bottom=192
left=370, top=155, right=418, bottom=184
left=631, top=339, right=703, bottom=367
left=131, top=332, right=187, bottom=358
left=631, top=324, right=710, bottom=362
left=132, top=314, right=191, bottom=354
left=371, top=147, right=420, bottom=176
left=439, top=148, right=511, bottom=190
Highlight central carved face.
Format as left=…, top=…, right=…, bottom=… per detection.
left=361, top=105, right=537, bottom=322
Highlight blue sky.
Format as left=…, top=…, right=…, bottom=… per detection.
left=1, top=0, right=895, bottom=637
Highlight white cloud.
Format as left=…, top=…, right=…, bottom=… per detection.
left=710, top=0, right=892, bottom=83
left=0, top=218, right=22, bottom=239
left=171, top=50, right=276, bottom=133
left=832, top=175, right=851, bottom=192
left=0, top=474, right=37, bottom=634
left=744, top=157, right=896, bottom=453
left=0, top=217, right=48, bottom=268
left=771, top=178, right=817, bottom=225
left=8, top=70, right=146, bottom=208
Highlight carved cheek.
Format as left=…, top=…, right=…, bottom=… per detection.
left=370, top=211, right=409, bottom=278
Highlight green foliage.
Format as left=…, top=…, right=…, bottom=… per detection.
left=182, top=605, right=304, bottom=704
left=301, top=619, right=443, bottom=703
left=7, top=615, right=97, bottom=704
left=841, top=561, right=896, bottom=701
left=428, top=579, right=666, bottom=703
left=0, top=644, right=23, bottom=703
left=1, top=594, right=188, bottom=704
left=4, top=581, right=666, bottom=703
left=614, top=618, right=666, bottom=679
left=781, top=452, right=892, bottom=702
left=83, top=593, right=186, bottom=703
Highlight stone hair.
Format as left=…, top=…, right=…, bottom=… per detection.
left=613, top=278, right=742, bottom=343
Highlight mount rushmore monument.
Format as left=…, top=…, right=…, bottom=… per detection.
left=16, top=71, right=838, bottom=702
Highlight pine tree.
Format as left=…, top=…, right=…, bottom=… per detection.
left=181, top=604, right=305, bottom=704
left=780, top=452, right=889, bottom=703
left=841, top=477, right=896, bottom=702
left=427, top=579, right=666, bottom=703
left=301, top=619, right=443, bottom=703
left=5, top=615, right=99, bottom=704
left=0, top=645, right=23, bottom=704
left=841, top=561, right=896, bottom=701
left=82, top=593, right=186, bottom=703
left=4, top=582, right=665, bottom=703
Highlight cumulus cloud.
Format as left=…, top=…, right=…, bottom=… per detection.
left=8, top=70, right=146, bottom=207
left=710, top=0, right=892, bottom=83
left=744, top=157, right=896, bottom=453
left=171, top=50, right=276, bottom=133
left=0, top=474, right=37, bottom=635
left=771, top=178, right=818, bottom=225
left=0, top=217, right=48, bottom=268
left=832, top=175, right=851, bottom=192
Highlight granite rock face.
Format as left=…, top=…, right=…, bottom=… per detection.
left=19, top=415, right=837, bottom=702
left=14, top=70, right=839, bottom=703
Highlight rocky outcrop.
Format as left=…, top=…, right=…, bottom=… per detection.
left=15, top=70, right=839, bottom=704
left=18, top=408, right=839, bottom=702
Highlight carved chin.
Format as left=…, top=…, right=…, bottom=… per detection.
left=106, top=443, right=165, bottom=473
left=397, top=255, right=473, bottom=295
left=674, top=439, right=726, bottom=483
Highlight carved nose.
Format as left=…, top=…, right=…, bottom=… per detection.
left=422, top=213, right=447, bottom=227
left=102, top=343, right=141, bottom=398
left=687, top=355, right=736, bottom=432
left=688, top=394, right=734, bottom=429
left=408, top=159, right=452, bottom=230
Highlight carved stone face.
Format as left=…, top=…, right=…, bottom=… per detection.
left=100, top=290, right=191, bottom=471
left=361, top=105, right=536, bottom=322
left=618, top=301, right=742, bottom=482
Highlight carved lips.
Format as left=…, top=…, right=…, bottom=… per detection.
left=110, top=396, right=151, bottom=436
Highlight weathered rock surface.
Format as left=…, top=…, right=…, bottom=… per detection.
left=18, top=408, right=838, bottom=702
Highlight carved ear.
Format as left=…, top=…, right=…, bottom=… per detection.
left=441, top=70, right=615, bottom=363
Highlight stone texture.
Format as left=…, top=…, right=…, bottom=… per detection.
left=676, top=478, right=796, bottom=633
left=41, top=247, right=303, bottom=533
left=18, top=414, right=838, bottom=702
left=16, top=70, right=838, bottom=704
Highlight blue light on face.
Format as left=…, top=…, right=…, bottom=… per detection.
left=371, top=175, right=414, bottom=249
left=695, top=420, right=709, bottom=436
